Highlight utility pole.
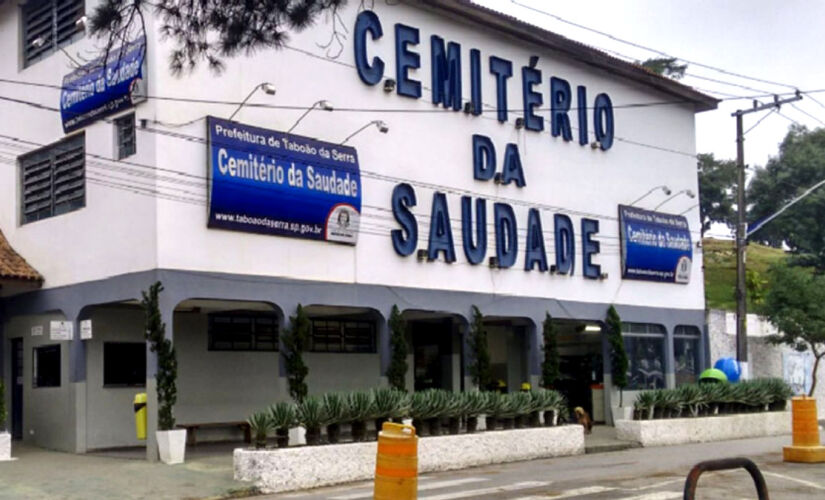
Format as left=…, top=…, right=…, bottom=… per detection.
left=733, top=92, right=802, bottom=380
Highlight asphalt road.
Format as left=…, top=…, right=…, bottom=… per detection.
left=273, top=435, right=825, bottom=499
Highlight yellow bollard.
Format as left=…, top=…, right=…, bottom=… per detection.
left=134, top=393, right=147, bottom=441
left=783, top=396, right=825, bottom=463
left=374, top=422, right=418, bottom=500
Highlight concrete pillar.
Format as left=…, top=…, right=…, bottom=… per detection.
left=377, top=315, right=390, bottom=386
left=67, top=311, right=87, bottom=454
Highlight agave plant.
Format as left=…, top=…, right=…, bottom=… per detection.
left=371, top=387, right=408, bottom=436
left=425, top=390, right=452, bottom=436
left=297, top=396, right=327, bottom=446
left=485, top=392, right=508, bottom=430
left=506, top=392, right=532, bottom=428
left=442, top=391, right=468, bottom=434
left=699, top=382, right=727, bottom=415
left=268, top=401, right=296, bottom=447
left=460, top=391, right=488, bottom=432
left=764, top=378, right=793, bottom=410
left=634, top=390, right=656, bottom=420
left=346, top=391, right=374, bottom=442
left=322, top=393, right=348, bottom=444
left=676, top=384, right=705, bottom=418
left=247, top=411, right=274, bottom=449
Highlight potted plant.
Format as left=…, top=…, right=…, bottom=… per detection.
left=485, top=392, right=505, bottom=430
left=509, top=392, right=532, bottom=429
left=297, top=397, right=326, bottom=446
left=247, top=411, right=273, bottom=449
left=322, top=393, right=347, bottom=444
left=606, top=306, right=631, bottom=423
left=371, top=387, right=406, bottom=437
left=269, top=401, right=296, bottom=448
left=443, top=391, right=466, bottom=435
left=142, top=282, right=186, bottom=464
left=346, top=391, right=373, bottom=442
left=386, top=305, right=409, bottom=391
left=426, top=390, right=451, bottom=436
left=462, top=391, right=487, bottom=433
left=0, top=379, right=10, bottom=461
left=409, top=390, right=435, bottom=436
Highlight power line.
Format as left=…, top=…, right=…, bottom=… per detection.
left=508, top=0, right=798, bottom=91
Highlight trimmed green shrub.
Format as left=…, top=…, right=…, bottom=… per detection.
left=283, top=305, right=310, bottom=403
left=468, top=306, right=492, bottom=390
left=141, top=281, right=177, bottom=431
left=386, top=305, right=409, bottom=391
left=606, top=306, right=629, bottom=407
left=541, top=313, right=560, bottom=389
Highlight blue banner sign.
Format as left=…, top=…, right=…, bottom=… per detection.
left=60, top=36, right=147, bottom=133
left=618, top=205, right=692, bottom=284
left=207, top=117, right=361, bottom=245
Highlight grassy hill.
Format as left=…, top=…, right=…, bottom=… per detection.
left=702, top=238, right=788, bottom=311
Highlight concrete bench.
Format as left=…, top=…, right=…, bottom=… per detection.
left=176, top=421, right=251, bottom=445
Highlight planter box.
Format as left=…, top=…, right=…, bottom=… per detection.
left=0, top=432, right=11, bottom=461
left=235, top=425, right=584, bottom=493
left=616, top=411, right=791, bottom=447
left=157, top=429, right=187, bottom=464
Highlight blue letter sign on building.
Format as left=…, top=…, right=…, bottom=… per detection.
left=207, top=117, right=362, bottom=245
left=618, top=205, right=692, bottom=284
left=60, top=37, right=147, bottom=133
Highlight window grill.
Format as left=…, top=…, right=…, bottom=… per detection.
left=23, top=0, right=85, bottom=67
left=20, top=133, right=85, bottom=223
left=115, top=114, right=136, bottom=159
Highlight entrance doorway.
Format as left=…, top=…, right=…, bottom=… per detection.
left=412, top=319, right=453, bottom=391
left=554, top=320, right=604, bottom=423
left=405, top=312, right=463, bottom=392
left=11, top=338, right=23, bottom=439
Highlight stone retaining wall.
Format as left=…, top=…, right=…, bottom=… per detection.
left=234, top=425, right=584, bottom=493
left=615, top=411, right=790, bottom=447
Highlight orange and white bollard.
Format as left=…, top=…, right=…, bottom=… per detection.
left=783, top=396, right=825, bottom=463
left=373, top=422, right=418, bottom=500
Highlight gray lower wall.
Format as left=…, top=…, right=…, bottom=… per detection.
left=5, top=313, right=74, bottom=452
left=1, top=268, right=708, bottom=452
left=85, top=307, right=146, bottom=450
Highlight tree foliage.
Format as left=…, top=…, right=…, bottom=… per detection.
left=541, top=313, right=560, bottom=389
left=468, top=305, right=492, bottom=390
left=386, top=305, right=408, bottom=391
left=88, top=0, right=348, bottom=74
left=639, top=57, right=687, bottom=80
left=283, top=304, right=310, bottom=403
left=748, top=125, right=825, bottom=270
left=697, top=153, right=737, bottom=236
left=606, top=306, right=629, bottom=405
left=761, top=262, right=825, bottom=396
left=141, top=281, right=178, bottom=431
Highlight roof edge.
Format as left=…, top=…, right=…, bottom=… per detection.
left=416, top=0, right=719, bottom=113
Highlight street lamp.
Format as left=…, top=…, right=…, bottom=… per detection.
left=287, top=100, right=334, bottom=134
left=228, top=82, right=276, bottom=121
left=629, top=185, right=671, bottom=206
left=653, top=189, right=695, bottom=210
left=340, top=120, right=389, bottom=145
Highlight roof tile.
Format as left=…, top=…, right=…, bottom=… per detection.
left=0, top=229, right=43, bottom=282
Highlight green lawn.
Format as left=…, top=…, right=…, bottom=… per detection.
left=702, top=238, right=787, bottom=311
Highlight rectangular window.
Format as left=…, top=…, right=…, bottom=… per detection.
left=208, top=312, right=279, bottom=351
left=33, top=344, right=61, bottom=388
left=22, top=0, right=85, bottom=67
left=115, top=113, right=136, bottom=159
left=103, top=342, right=146, bottom=386
left=674, top=325, right=702, bottom=386
left=20, top=133, right=85, bottom=224
left=622, top=322, right=666, bottom=390
left=310, top=319, right=376, bottom=353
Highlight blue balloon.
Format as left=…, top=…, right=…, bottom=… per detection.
left=714, top=357, right=741, bottom=383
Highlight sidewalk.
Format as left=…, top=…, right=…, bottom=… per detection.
left=0, top=442, right=248, bottom=500
left=0, top=432, right=814, bottom=500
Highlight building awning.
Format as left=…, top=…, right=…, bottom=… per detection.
left=0, top=229, right=43, bottom=292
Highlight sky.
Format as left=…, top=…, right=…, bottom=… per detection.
left=473, top=0, right=825, bottom=237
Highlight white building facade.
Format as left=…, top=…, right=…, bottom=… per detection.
left=0, top=0, right=716, bottom=458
